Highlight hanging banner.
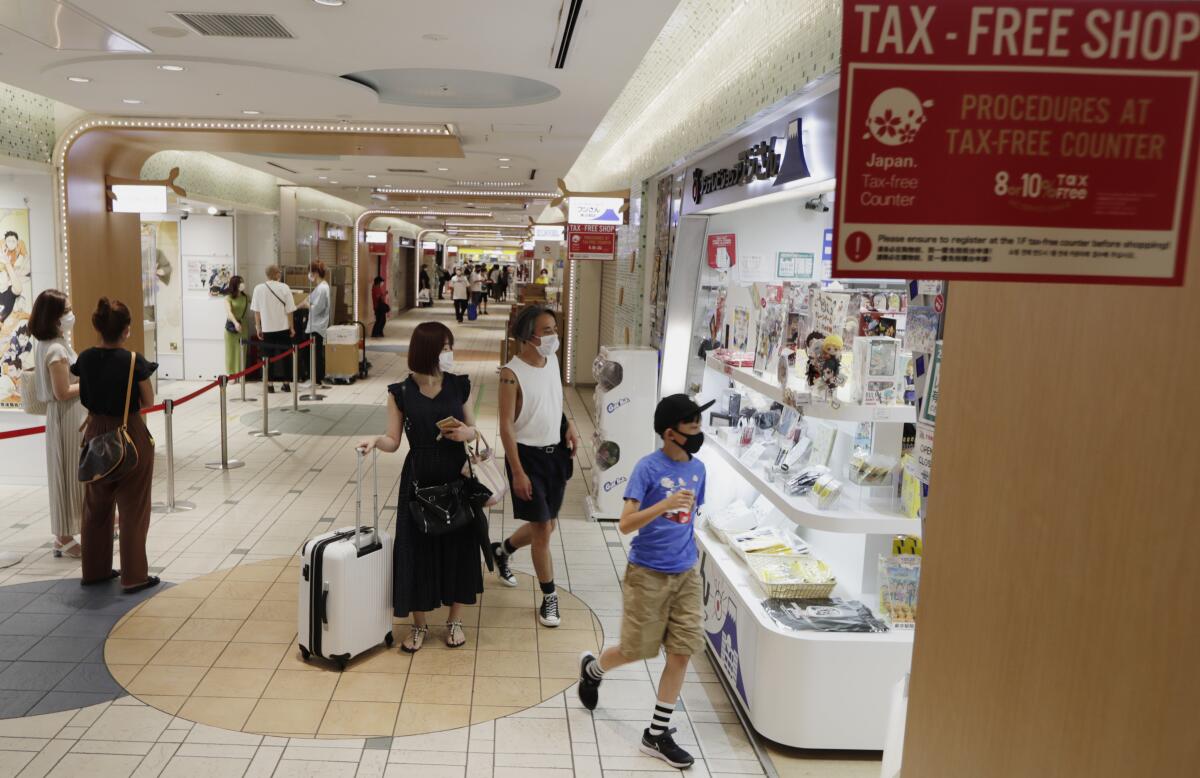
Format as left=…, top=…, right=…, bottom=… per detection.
left=834, top=0, right=1200, bottom=286
left=567, top=224, right=617, bottom=261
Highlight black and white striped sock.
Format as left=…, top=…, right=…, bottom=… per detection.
left=648, top=700, right=674, bottom=737
left=584, top=656, right=605, bottom=682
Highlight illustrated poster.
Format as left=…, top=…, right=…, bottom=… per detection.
left=0, top=208, right=32, bottom=408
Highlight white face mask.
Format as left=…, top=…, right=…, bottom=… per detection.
left=60, top=312, right=76, bottom=332
left=535, top=333, right=559, bottom=357
left=308, top=273, right=316, bottom=282
left=438, top=351, right=455, bottom=373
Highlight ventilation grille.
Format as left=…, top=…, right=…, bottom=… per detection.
left=386, top=168, right=427, bottom=174
left=172, top=12, right=293, bottom=38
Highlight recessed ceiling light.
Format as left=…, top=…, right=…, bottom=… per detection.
left=241, top=109, right=261, bottom=115
left=498, top=157, right=511, bottom=162
left=498, top=165, right=511, bottom=169
left=367, top=174, right=377, bottom=179
left=207, top=206, right=219, bottom=215
left=437, top=167, right=449, bottom=171
left=157, top=64, right=185, bottom=72
left=122, top=98, right=143, bottom=104
left=330, top=181, right=339, bottom=184
left=422, top=33, right=449, bottom=41
left=313, top=0, right=347, bottom=6
left=67, top=76, right=90, bottom=83
left=317, top=175, right=327, bottom=180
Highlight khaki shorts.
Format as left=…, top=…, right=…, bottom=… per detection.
left=618, top=563, right=704, bottom=661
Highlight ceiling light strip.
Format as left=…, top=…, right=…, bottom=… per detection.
left=375, top=187, right=558, bottom=198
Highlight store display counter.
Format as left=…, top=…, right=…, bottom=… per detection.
left=697, top=528, right=912, bottom=749
left=705, top=354, right=916, bottom=423
left=705, top=433, right=921, bottom=537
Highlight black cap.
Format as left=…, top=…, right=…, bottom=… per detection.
left=654, top=394, right=715, bottom=436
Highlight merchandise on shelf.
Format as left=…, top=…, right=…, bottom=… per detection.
left=849, top=448, right=898, bottom=486
left=748, top=555, right=836, bottom=599
left=762, top=598, right=890, bottom=633
left=808, top=473, right=843, bottom=509
left=878, top=554, right=921, bottom=630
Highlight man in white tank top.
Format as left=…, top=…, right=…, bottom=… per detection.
left=492, top=305, right=579, bottom=628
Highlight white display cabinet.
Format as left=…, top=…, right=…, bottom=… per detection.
left=587, top=347, right=660, bottom=520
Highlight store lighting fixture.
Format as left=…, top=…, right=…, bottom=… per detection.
left=157, top=64, right=185, bottom=72
left=366, top=210, right=493, bottom=218
left=374, top=187, right=557, bottom=198
left=437, top=167, right=449, bottom=171
left=122, top=98, right=143, bottom=104
left=206, top=206, right=219, bottom=215
left=317, top=175, right=327, bottom=180
left=443, top=222, right=526, bottom=229
left=456, top=180, right=522, bottom=187
left=67, top=76, right=91, bottom=83
left=313, top=0, right=347, bottom=6
left=367, top=174, right=377, bottom=179
left=329, top=180, right=339, bottom=184
left=241, top=110, right=261, bottom=115
left=498, top=165, right=511, bottom=169
left=498, top=157, right=511, bottom=162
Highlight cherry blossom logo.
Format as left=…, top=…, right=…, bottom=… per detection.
left=864, top=88, right=933, bottom=147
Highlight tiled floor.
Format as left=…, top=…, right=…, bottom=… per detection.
left=0, top=299, right=881, bottom=776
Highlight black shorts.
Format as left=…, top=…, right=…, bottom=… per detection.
left=507, top=443, right=573, bottom=522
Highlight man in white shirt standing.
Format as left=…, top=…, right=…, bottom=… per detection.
left=449, top=268, right=470, bottom=323
left=250, top=265, right=296, bottom=393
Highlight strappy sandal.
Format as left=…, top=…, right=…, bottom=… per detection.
left=53, top=539, right=82, bottom=559
left=401, top=624, right=428, bottom=653
left=445, top=620, right=466, bottom=648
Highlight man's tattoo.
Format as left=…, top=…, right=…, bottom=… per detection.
left=500, top=377, right=517, bottom=384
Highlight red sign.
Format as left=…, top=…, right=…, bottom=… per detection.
left=834, top=1, right=1200, bottom=286
left=566, top=224, right=617, bottom=261
left=706, top=233, right=737, bottom=268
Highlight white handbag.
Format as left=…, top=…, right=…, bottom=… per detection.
left=19, top=366, right=47, bottom=415
left=462, top=432, right=508, bottom=507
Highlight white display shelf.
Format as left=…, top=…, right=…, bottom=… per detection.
left=705, top=354, right=916, bottom=423
left=705, top=433, right=922, bottom=537
left=696, top=528, right=913, bottom=749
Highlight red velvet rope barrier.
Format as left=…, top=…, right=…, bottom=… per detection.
left=173, top=379, right=220, bottom=406
left=0, top=425, right=46, bottom=440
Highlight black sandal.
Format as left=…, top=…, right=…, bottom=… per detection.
left=123, top=575, right=160, bottom=594
left=81, top=569, right=119, bottom=586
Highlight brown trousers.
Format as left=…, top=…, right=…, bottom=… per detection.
left=81, top=414, right=155, bottom=587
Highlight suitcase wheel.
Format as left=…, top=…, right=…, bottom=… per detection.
left=299, top=645, right=310, bottom=661
left=332, top=653, right=350, bottom=672
left=384, top=631, right=395, bottom=648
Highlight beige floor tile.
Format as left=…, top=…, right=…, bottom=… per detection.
left=160, top=755, right=252, bottom=777
left=127, top=665, right=208, bottom=696
left=232, top=619, right=297, bottom=644
left=409, top=648, right=477, bottom=675
left=403, top=673, right=473, bottom=705
left=47, top=753, right=144, bottom=777
left=108, top=663, right=142, bottom=685
left=136, top=694, right=186, bottom=715
left=192, top=667, right=274, bottom=698
left=318, top=700, right=400, bottom=737
left=213, top=641, right=290, bottom=670
left=332, top=671, right=407, bottom=703
left=540, top=678, right=574, bottom=701
left=134, top=597, right=206, bottom=619
left=479, top=607, right=536, bottom=629
left=159, top=580, right=219, bottom=599
left=536, top=628, right=599, bottom=654
left=474, top=650, right=540, bottom=678
left=174, top=618, right=244, bottom=642
left=104, top=638, right=166, bottom=665
left=177, top=696, right=258, bottom=731
left=209, top=580, right=272, bottom=601
left=473, top=676, right=542, bottom=707
left=109, top=616, right=185, bottom=641
left=249, top=598, right=297, bottom=621
left=263, top=581, right=294, bottom=600
left=482, top=590, right=538, bottom=609
left=149, top=640, right=228, bottom=668
left=224, top=564, right=285, bottom=582
left=471, top=705, right=523, bottom=724
left=263, top=668, right=339, bottom=701
left=393, top=703, right=470, bottom=736
left=476, top=627, right=533, bottom=652
left=494, top=716, right=572, bottom=754
left=191, top=597, right=258, bottom=620
left=344, top=646, right=410, bottom=674
left=538, top=651, right=585, bottom=680
left=244, top=699, right=328, bottom=736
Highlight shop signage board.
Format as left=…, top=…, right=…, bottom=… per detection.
left=568, top=197, right=624, bottom=226
left=834, top=0, right=1200, bottom=286
left=777, top=251, right=815, bottom=279
left=533, top=225, right=565, bottom=241
left=707, top=233, right=737, bottom=268
left=566, top=224, right=617, bottom=260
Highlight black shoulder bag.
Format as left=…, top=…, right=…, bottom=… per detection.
left=402, top=379, right=477, bottom=536
left=77, top=352, right=140, bottom=483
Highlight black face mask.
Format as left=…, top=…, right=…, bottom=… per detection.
left=671, top=429, right=704, bottom=455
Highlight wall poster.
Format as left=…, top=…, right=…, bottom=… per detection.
left=649, top=173, right=683, bottom=350
left=0, top=208, right=32, bottom=408
left=834, top=0, right=1200, bottom=286
left=144, top=222, right=182, bottom=356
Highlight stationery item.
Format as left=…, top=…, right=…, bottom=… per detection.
left=849, top=448, right=898, bottom=485
left=878, top=555, right=921, bottom=629
left=805, top=421, right=837, bottom=467
left=781, top=437, right=812, bottom=470
left=809, top=473, right=843, bottom=509
left=762, top=598, right=889, bottom=633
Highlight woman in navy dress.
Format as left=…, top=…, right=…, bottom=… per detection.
left=358, top=322, right=485, bottom=652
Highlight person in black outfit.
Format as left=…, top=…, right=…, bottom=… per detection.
left=419, top=266, right=431, bottom=292
left=371, top=276, right=388, bottom=338
left=358, top=321, right=485, bottom=652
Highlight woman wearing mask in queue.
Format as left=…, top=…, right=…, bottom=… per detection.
left=298, top=261, right=330, bottom=385
left=222, top=275, right=248, bottom=376
left=28, top=290, right=86, bottom=558
left=371, top=276, right=389, bottom=338
left=358, top=322, right=483, bottom=652
left=73, top=298, right=159, bottom=592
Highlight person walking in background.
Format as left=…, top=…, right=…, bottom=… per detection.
left=298, top=261, right=331, bottom=385
left=358, top=322, right=484, bottom=651
left=492, top=305, right=579, bottom=627
left=468, top=266, right=485, bottom=316
left=222, top=275, right=248, bottom=377
left=250, top=265, right=296, bottom=392
left=73, top=298, right=158, bottom=593
left=449, top=268, right=469, bottom=323
left=489, top=265, right=502, bottom=302
left=28, top=290, right=86, bottom=559
left=419, top=266, right=431, bottom=293
left=437, top=267, right=449, bottom=300
left=500, top=267, right=511, bottom=301
left=371, top=276, right=389, bottom=338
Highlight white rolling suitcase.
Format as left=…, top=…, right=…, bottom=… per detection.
left=298, top=448, right=394, bottom=670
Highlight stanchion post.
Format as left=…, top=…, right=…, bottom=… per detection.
left=251, top=358, right=281, bottom=437
left=286, top=348, right=308, bottom=414
left=234, top=340, right=256, bottom=403
left=153, top=398, right=195, bottom=513
left=206, top=375, right=244, bottom=470
left=300, top=337, right=325, bottom=402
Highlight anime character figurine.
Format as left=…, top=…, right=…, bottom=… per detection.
left=816, top=334, right=846, bottom=407
left=804, top=331, right=826, bottom=387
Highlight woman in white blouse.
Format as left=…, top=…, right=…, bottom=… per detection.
left=28, top=289, right=87, bottom=557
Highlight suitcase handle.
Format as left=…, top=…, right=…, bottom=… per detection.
left=320, top=585, right=329, bottom=625
left=354, top=447, right=381, bottom=552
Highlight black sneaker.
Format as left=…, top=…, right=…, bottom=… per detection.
left=640, top=728, right=694, bottom=769
left=491, top=543, right=517, bottom=587
left=281, top=383, right=291, bottom=392
left=538, top=594, right=561, bottom=627
left=577, top=652, right=601, bottom=710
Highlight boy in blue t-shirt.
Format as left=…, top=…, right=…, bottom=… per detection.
left=577, top=394, right=713, bottom=770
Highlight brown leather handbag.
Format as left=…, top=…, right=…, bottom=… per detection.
left=77, top=352, right=139, bottom=484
